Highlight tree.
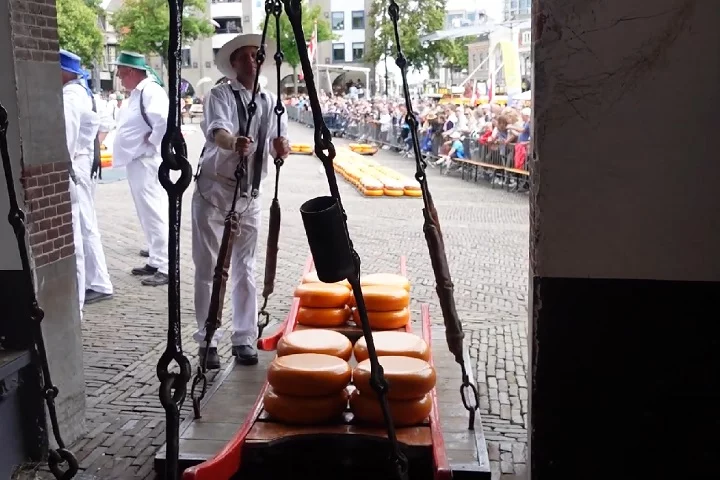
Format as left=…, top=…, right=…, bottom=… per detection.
left=366, top=0, right=450, bottom=76
left=56, top=0, right=104, bottom=65
left=110, top=0, right=215, bottom=64
left=263, top=1, right=334, bottom=93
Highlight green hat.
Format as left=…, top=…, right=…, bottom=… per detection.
left=112, top=51, right=148, bottom=69
left=112, top=51, right=165, bottom=88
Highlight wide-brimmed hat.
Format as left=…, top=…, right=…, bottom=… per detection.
left=59, top=49, right=84, bottom=76
left=215, top=33, right=276, bottom=80
left=112, top=51, right=148, bottom=70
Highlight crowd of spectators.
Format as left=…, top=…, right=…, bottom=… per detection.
left=284, top=90, right=532, bottom=174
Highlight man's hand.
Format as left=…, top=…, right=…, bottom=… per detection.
left=235, top=136, right=253, bottom=155
left=272, top=136, right=291, bottom=159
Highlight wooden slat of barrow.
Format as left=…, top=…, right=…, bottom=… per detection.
left=154, top=349, right=274, bottom=470
left=246, top=421, right=433, bottom=447
left=432, top=327, right=492, bottom=477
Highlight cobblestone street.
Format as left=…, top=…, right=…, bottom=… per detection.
left=59, top=121, right=529, bottom=479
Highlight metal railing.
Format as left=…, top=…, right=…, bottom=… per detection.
left=286, top=104, right=530, bottom=192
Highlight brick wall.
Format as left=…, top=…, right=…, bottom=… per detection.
left=21, top=162, right=74, bottom=268
left=9, top=0, right=60, bottom=63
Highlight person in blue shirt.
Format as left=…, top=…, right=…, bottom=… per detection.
left=431, top=131, right=465, bottom=172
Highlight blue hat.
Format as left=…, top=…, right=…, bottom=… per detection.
left=59, top=49, right=84, bottom=76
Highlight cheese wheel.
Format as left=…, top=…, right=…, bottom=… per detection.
left=349, top=389, right=432, bottom=427
left=278, top=329, right=353, bottom=360
left=354, top=332, right=430, bottom=363
left=294, top=283, right=351, bottom=308
left=353, top=356, right=435, bottom=400
left=348, top=285, right=410, bottom=311
left=297, top=306, right=351, bottom=327
left=268, top=353, right=351, bottom=396
left=351, top=308, right=410, bottom=330
left=264, top=388, right=348, bottom=424
left=302, top=270, right=351, bottom=289
left=361, top=273, right=411, bottom=292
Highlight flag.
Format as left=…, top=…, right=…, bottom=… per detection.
left=299, top=21, right=318, bottom=81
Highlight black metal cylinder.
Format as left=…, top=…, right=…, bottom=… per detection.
left=300, top=196, right=355, bottom=283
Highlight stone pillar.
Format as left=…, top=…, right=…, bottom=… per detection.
left=530, top=0, right=720, bottom=478
left=1, top=0, right=86, bottom=449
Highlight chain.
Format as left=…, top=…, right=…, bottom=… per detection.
left=387, top=0, right=479, bottom=429
left=0, top=106, right=79, bottom=479
left=156, top=0, right=193, bottom=477
left=189, top=0, right=274, bottom=419
left=257, top=0, right=286, bottom=338
left=282, top=1, right=408, bottom=478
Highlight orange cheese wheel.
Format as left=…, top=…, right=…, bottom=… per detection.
left=297, top=306, right=351, bottom=327
left=294, top=283, right=351, bottom=308
left=361, top=273, right=411, bottom=292
left=349, top=389, right=432, bottom=427
left=302, top=270, right=351, bottom=289
left=353, top=356, right=436, bottom=400
left=277, top=329, right=353, bottom=360
left=354, top=332, right=430, bottom=363
left=267, top=353, right=351, bottom=396
left=264, top=388, right=348, bottom=424
left=347, top=285, right=410, bottom=311
left=351, top=308, right=410, bottom=330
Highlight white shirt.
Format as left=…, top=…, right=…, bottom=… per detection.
left=199, top=80, right=288, bottom=201
left=63, top=82, right=100, bottom=177
left=93, top=95, right=113, bottom=134
left=113, top=77, right=169, bottom=167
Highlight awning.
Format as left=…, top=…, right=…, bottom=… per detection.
left=420, top=24, right=494, bottom=42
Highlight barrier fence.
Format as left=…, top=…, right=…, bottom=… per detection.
left=286, top=105, right=530, bottom=192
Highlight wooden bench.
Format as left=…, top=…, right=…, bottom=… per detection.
left=451, top=159, right=506, bottom=187
left=503, top=167, right=530, bottom=192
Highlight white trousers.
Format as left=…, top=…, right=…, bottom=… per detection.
left=126, top=155, right=169, bottom=274
left=69, top=181, right=85, bottom=313
left=74, top=159, right=113, bottom=294
left=191, top=184, right=261, bottom=348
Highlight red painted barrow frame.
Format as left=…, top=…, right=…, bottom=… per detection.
left=182, top=255, right=450, bottom=480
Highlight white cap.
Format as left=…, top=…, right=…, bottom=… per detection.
left=521, top=107, right=531, bottom=116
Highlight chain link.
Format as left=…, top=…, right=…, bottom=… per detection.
left=0, top=104, right=79, bottom=479
left=157, top=0, right=194, bottom=477
left=257, top=0, right=287, bottom=337
left=386, top=0, right=479, bottom=428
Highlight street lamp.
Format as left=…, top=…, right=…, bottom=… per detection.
left=155, top=41, right=164, bottom=84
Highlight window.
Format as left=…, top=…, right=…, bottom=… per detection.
left=332, top=43, right=345, bottom=62
left=352, top=42, right=364, bottom=61
left=215, top=18, right=242, bottom=34
left=521, top=30, right=531, bottom=45
left=181, top=48, right=192, bottom=67
left=351, top=11, right=364, bottom=29
left=331, top=12, right=344, bottom=30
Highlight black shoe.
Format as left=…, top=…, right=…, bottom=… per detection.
left=131, top=264, right=157, bottom=276
left=141, top=272, right=169, bottom=286
left=140, top=249, right=150, bottom=258
left=85, top=290, right=113, bottom=304
left=198, top=347, right=221, bottom=370
left=232, top=345, right=258, bottom=365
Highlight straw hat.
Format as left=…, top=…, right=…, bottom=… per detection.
left=215, top=33, right=276, bottom=79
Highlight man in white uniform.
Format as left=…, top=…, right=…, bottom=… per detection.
left=71, top=72, right=115, bottom=304
left=60, top=50, right=101, bottom=313
left=193, top=34, right=290, bottom=368
left=112, top=52, right=170, bottom=286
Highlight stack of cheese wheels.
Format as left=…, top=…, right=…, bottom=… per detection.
left=265, top=353, right=351, bottom=424
left=351, top=274, right=411, bottom=330
left=295, top=280, right=352, bottom=328
left=353, top=331, right=430, bottom=362
left=277, top=329, right=353, bottom=361
left=350, top=356, right=436, bottom=426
